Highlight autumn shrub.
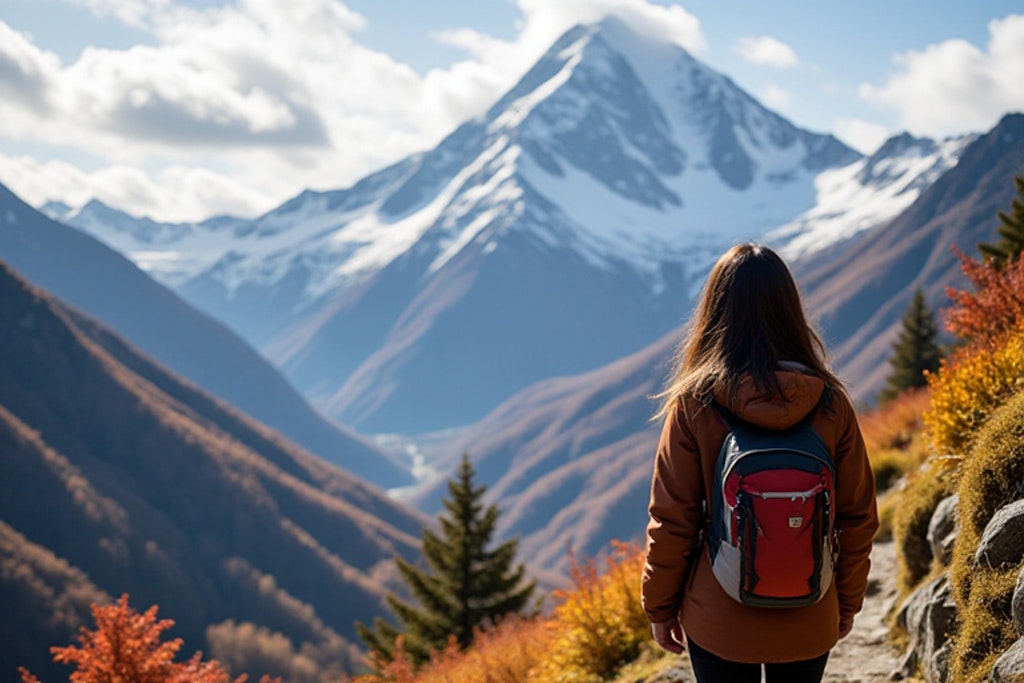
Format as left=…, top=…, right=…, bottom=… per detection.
left=859, top=387, right=931, bottom=492
left=18, top=594, right=277, bottom=683
left=923, top=248, right=1024, bottom=455
left=890, top=460, right=957, bottom=599
left=923, top=324, right=1024, bottom=455
left=944, top=248, right=1024, bottom=346
left=874, top=490, right=898, bottom=542
left=358, top=617, right=551, bottom=683
left=348, top=543, right=653, bottom=683
left=947, top=389, right=1024, bottom=683
left=532, top=543, right=650, bottom=683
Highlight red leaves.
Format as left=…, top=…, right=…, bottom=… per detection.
left=18, top=594, right=279, bottom=683
left=944, top=248, right=1024, bottom=347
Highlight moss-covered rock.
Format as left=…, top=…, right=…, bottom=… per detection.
left=948, top=388, right=1024, bottom=682
left=892, top=461, right=957, bottom=598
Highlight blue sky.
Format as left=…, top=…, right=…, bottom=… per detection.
left=1, top=0, right=1022, bottom=221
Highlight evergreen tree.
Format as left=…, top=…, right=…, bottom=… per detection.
left=879, top=288, right=942, bottom=403
left=979, top=174, right=1024, bottom=267
left=356, top=454, right=536, bottom=667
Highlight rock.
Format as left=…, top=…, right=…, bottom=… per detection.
left=993, top=638, right=1024, bottom=682
left=925, top=644, right=951, bottom=683
left=891, top=574, right=956, bottom=683
left=927, top=495, right=958, bottom=567
left=976, top=500, right=1024, bottom=569
left=1014, top=568, right=1024, bottom=637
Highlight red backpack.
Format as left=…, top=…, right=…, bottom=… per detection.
left=704, top=399, right=837, bottom=608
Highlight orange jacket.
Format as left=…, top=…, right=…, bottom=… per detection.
left=641, top=369, right=878, bottom=663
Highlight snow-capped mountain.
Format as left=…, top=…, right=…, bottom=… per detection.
left=406, top=113, right=1024, bottom=574
left=769, top=132, right=971, bottom=259
left=3, top=183, right=412, bottom=489
left=41, top=199, right=247, bottom=287
left=52, top=18, right=961, bottom=434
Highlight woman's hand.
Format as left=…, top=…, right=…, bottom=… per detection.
left=651, top=618, right=686, bottom=654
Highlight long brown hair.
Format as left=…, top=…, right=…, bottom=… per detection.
left=655, top=243, right=843, bottom=418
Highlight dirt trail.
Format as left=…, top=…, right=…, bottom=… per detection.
left=647, top=540, right=908, bottom=682
left=823, top=540, right=906, bottom=682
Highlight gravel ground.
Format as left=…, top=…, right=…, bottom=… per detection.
left=823, top=540, right=907, bottom=682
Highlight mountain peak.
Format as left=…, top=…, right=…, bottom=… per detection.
left=51, top=19, right=888, bottom=434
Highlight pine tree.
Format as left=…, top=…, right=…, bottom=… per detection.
left=356, top=454, right=536, bottom=667
left=879, top=288, right=942, bottom=404
left=979, top=174, right=1024, bottom=267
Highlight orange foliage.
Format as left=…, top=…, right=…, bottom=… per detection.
left=18, top=594, right=279, bottom=683
left=858, top=387, right=933, bottom=490
left=350, top=619, right=550, bottom=683
left=922, top=247, right=1024, bottom=455
left=347, top=543, right=653, bottom=683
left=859, top=387, right=930, bottom=454
left=944, top=248, right=1024, bottom=347
left=924, top=325, right=1024, bottom=455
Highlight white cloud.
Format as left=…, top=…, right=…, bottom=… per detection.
left=0, top=0, right=707, bottom=221
left=64, top=0, right=170, bottom=28
left=0, top=152, right=273, bottom=221
left=860, top=14, right=1024, bottom=137
left=733, top=35, right=799, bottom=69
left=512, top=0, right=706, bottom=61
left=0, top=23, right=61, bottom=116
left=833, top=118, right=893, bottom=155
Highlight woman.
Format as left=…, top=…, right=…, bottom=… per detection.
left=641, top=243, right=878, bottom=682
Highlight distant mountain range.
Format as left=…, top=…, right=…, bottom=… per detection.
left=1, top=183, right=411, bottom=489
left=796, top=112, right=1024, bottom=394
left=0, top=259, right=428, bottom=681
left=52, top=17, right=963, bottom=435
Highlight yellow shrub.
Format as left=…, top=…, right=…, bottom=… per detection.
left=533, top=543, right=651, bottom=683
left=348, top=543, right=654, bottom=683
left=924, top=326, right=1024, bottom=454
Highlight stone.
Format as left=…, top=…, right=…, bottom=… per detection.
left=925, top=644, right=951, bottom=683
left=976, top=499, right=1024, bottom=569
left=890, top=574, right=956, bottom=683
left=993, top=637, right=1024, bottom=682
left=927, top=495, right=958, bottom=567
left=1014, top=568, right=1024, bottom=638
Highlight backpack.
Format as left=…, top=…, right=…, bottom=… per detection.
left=704, top=399, right=837, bottom=608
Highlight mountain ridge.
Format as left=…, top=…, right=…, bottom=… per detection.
left=0, top=257, right=428, bottom=680
left=0, top=183, right=412, bottom=488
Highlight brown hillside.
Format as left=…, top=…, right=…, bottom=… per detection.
left=0, top=260, right=428, bottom=681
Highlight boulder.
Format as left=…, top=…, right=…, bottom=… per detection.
left=976, top=500, right=1024, bottom=569
left=925, top=644, right=952, bottom=683
left=927, top=495, right=958, bottom=567
left=1014, top=568, right=1024, bottom=638
left=993, top=637, right=1024, bottom=682
left=891, top=574, right=957, bottom=683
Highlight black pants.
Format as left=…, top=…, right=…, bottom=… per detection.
left=687, top=637, right=829, bottom=683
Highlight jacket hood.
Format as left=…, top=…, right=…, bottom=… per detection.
left=715, top=365, right=826, bottom=430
